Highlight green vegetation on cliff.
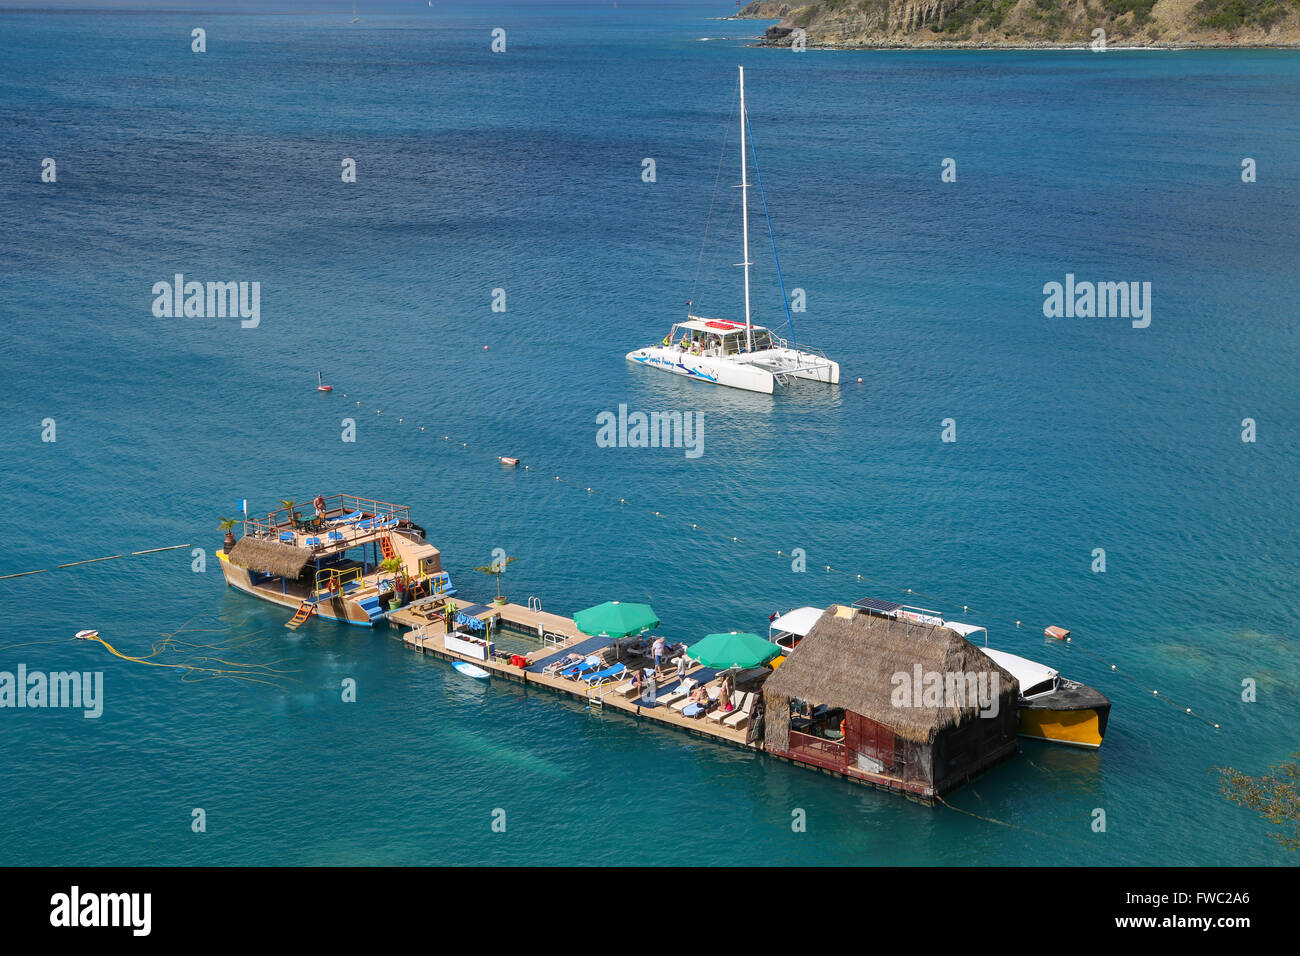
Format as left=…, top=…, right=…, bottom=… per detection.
left=736, top=0, right=1300, bottom=45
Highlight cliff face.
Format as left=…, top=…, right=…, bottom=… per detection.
left=735, top=0, right=1300, bottom=47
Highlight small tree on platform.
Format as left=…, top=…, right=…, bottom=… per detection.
left=473, top=554, right=516, bottom=605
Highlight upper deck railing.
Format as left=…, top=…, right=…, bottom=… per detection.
left=241, top=493, right=411, bottom=539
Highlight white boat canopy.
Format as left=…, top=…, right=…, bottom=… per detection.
left=769, top=606, right=824, bottom=638
left=944, top=621, right=988, bottom=640
left=980, top=648, right=1060, bottom=696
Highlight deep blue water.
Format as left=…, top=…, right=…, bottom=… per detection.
left=1, top=1, right=1297, bottom=866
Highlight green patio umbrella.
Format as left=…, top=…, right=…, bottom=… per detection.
left=573, top=601, right=659, bottom=639
left=684, top=631, right=782, bottom=669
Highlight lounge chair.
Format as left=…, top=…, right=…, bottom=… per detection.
left=329, top=511, right=364, bottom=525
left=614, top=668, right=654, bottom=698
left=709, top=691, right=751, bottom=724
left=583, top=663, right=627, bottom=687
left=542, top=653, right=583, bottom=675
left=559, top=655, right=603, bottom=679
left=723, top=694, right=755, bottom=730
left=673, top=683, right=718, bottom=712
left=656, top=678, right=698, bottom=708
left=681, top=702, right=706, bottom=718
left=279, top=531, right=295, bottom=543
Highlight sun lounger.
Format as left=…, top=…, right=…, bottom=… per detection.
left=542, top=653, right=583, bottom=675
left=559, top=655, right=603, bottom=679
left=673, top=683, right=719, bottom=712
left=709, top=691, right=751, bottom=723
left=329, top=511, right=364, bottom=525
left=614, top=668, right=655, bottom=698
left=656, top=677, right=698, bottom=708
left=723, top=693, right=755, bottom=730
left=583, top=663, right=627, bottom=687
left=279, top=531, right=295, bottom=542
left=681, top=703, right=706, bottom=718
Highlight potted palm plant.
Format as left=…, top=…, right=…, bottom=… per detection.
left=279, top=499, right=299, bottom=528
left=379, top=556, right=405, bottom=609
left=473, top=554, right=516, bottom=606
left=218, top=517, right=238, bottom=553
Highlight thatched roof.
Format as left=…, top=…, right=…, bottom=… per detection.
left=763, top=606, right=1019, bottom=745
left=226, top=536, right=313, bottom=577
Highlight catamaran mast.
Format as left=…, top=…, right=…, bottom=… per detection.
left=739, top=65, right=753, bottom=352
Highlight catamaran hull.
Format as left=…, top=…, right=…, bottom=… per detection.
left=626, top=348, right=776, bottom=394
left=764, top=347, right=841, bottom=385
left=626, top=347, right=840, bottom=394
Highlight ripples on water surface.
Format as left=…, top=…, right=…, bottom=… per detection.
left=0, top=2, right=1296, bottom=865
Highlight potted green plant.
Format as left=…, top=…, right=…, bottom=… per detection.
left=379, top=556, right=405, bottom=609
left=218, top=517, right=238, bottom=553
left=279, top=499, right=299, bottom=528
left=473, top=554, right=516, bottom=606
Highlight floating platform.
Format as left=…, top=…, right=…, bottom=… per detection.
left=397, top=607, right=754, bottom=750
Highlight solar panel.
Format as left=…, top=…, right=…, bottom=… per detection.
left=852, top=597, right=902, bottom=614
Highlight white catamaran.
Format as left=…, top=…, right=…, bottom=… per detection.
left=627, top=66, right=840, bottom=396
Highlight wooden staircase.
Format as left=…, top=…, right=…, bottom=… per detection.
left=285, top=601, right=317, bottom=630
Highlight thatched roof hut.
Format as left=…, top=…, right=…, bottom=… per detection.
left=226, top=536, right=314, bottom=578
left=762, top=605, right=1021, bottom=798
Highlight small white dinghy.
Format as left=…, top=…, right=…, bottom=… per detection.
left=452, top=661, right=490, bottom=680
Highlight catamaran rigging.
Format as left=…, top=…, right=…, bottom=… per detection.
left=627, top=66, right=840, bottom=395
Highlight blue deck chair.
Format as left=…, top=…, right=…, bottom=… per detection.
left=279, top=531, right=295, bottom=543
left=327, top=531, right=344, bottom=543
left=305, top=537, right=321, bottom=548
left=559, top=655, right=603, bottom=679
left=583, top=663, right=627, bottom=687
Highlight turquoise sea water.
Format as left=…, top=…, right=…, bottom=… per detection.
left=1, top=2, right=1297, bottom=866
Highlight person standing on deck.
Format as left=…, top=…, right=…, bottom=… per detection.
left=313, top=494, right=327, bottom=518
left=652, top=635, right=666, bottom=676
left=645, top=670, right=657, bottom=707
left=675, top=648, right=688, bottom=683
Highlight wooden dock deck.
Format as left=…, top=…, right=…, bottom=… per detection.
left=394, top=605, right=754, bottom=750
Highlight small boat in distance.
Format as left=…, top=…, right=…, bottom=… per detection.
left=627, top=66, right=839, bottom=396
left=352, top=3, right=360, bottom=23
left=317, top=372, right=332, bottom=392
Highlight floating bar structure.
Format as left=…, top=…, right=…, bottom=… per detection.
left=218, top=494, right=453, bottom=627
left=217, top=494, right=1106, bottom=804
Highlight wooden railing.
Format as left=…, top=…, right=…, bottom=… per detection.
left=787, top=730, right=848, bottom=770
left=242, top=493, right=410, bottom=538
